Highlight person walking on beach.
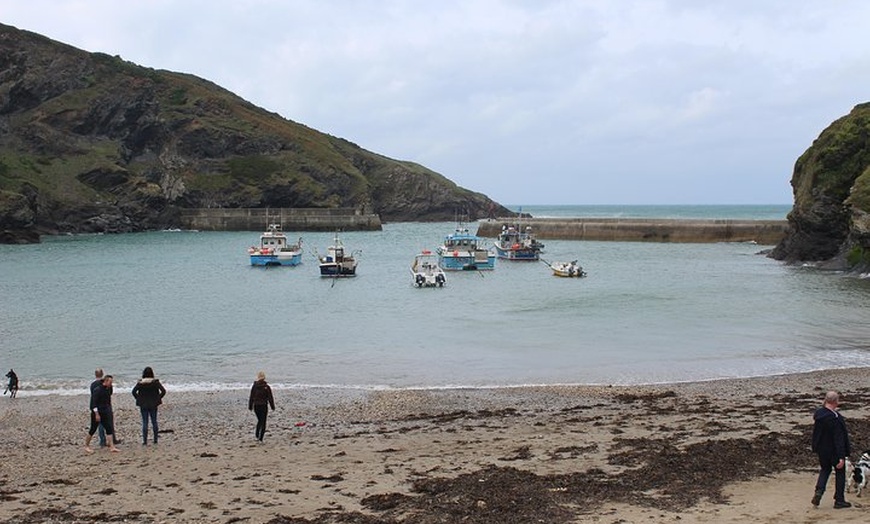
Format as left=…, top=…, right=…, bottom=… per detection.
left=131, top=366, right=166, bottom=445
left=90, top=368, right=107, bottom=447
left=85, top=375, right=119, bottom=453
left=4, top=369, right=18, bottom=398
left=812, top=390, right=852, bottom=509
left=248, top=371, right=275, bottom=442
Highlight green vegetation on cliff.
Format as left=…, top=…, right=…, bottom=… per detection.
left=772, top=102, right=870, bottom=267
left=0, top=23, right=509, bottom=241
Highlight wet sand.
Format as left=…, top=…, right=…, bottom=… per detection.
left=1, top=369, right=869, bottom=523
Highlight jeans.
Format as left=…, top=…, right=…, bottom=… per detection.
left=98, top=421, right=106, bottom=446
left=140, top=406, right=159, bottom=444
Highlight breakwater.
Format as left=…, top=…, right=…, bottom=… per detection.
left=477, top=218, right=788, bottom=244
left=178, top=207, right=382, bottom=231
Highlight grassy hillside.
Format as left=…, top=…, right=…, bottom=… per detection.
left=0, top=23, right=508, bottom=240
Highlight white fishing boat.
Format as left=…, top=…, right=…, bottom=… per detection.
left=318, top=232, right=358, bottom=277
left=247, top=224, right=303, bottom=266
left=411, top=250, right=446, bottom=287
left=547, top=260, right=586, bottom=278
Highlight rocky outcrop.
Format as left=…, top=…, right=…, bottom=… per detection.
left=770, top=103, right=870, bottom=271
left=0, top=187, right=39, bottom=243
left=0, top=23, right=510, bottom=243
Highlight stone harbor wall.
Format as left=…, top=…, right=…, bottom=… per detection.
left=178, top=208, right=382, bottom=231
left=478, top=218, right=787, bottom=244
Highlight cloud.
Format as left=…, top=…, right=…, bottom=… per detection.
left=3, top=0, right=869, bottom=204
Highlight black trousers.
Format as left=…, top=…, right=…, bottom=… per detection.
left=815, top=454, right=846, bottom=502
left=254, top=404, right=269, bottom=441
left=89, top=409, right=114, bottom=436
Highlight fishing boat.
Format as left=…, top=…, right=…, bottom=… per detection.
left=318, top=232, right=358, bottom=277
left=411, top=250, right=446, bottom=287
left=547, top=260, right=586, bottom=278
left=247, top=224, right=303, bottom=266
left=493, top=223, right=545, bottom=261
left=436, top=223, right=496, bottom=271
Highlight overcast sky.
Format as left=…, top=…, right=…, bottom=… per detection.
left=4, top=1, right=869, bottom=205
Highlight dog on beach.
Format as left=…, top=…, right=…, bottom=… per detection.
left=4, top=369, right=17, bottom=398
left=847, top=451, right=870, bottom=497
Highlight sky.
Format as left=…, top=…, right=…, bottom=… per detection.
left=4, top=1, right=869, bottom=206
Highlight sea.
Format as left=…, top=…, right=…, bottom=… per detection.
left=3, top=204, right=870, bottom=396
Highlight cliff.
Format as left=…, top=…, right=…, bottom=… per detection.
left=770, top=103, right=870, bottom=271
left=0, top=24, right=510, bottom=243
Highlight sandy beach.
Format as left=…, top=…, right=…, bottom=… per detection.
left=2, top=369, right=869, bottom=523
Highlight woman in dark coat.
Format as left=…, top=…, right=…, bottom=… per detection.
left=248, top=371, right=275, bottom=442
left=131, top=366, right=167, bottom=445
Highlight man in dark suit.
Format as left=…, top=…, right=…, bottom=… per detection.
left=812, top=391, right=852, bottom=509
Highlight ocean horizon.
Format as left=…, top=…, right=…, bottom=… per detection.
left=513, top=203, right=791, bottom=220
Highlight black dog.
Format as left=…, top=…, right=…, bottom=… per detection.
left=4, top=369, right=18, bottom=398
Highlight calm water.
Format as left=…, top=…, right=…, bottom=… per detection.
left=3, top=205, right=870, bottom=394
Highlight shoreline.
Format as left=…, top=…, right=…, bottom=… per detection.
left=2, top=368, right=869, bottom=523
left=13, top=364, right=870, bottom=398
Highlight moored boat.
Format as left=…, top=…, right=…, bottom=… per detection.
left=318, top=232, right=358, bottom=277
left=436, top=223, right=496, bottom=271
left=411, top=250, right=446, bottom=287
left=547, top=260, right=586, bottom=278
left=248, top=224, right=303, bottom=266
left=494, top=223, right=545, bottom=261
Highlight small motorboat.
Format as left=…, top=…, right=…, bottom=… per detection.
left=248, top=224, right=303, bottom=266
left=411, top=250, right=446, bottom=287
left=318, top=232, right=358, bottom=277
left=548, top=260, right=586, bottom=278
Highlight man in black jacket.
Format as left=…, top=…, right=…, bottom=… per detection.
left=85, top=375, right=120, bottom=453
left=811, top=391, right=852, bottom=509
left=89, top=368, right=107, bottom=447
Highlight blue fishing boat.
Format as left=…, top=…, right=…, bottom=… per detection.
left=437, top=223, right=496, bottom=271
left=248, top=224, right=303, bottom=266
left=493, top=223, right=545, bottom=261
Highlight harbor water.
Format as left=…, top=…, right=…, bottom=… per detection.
left=2, top=205, right=870, bottom=395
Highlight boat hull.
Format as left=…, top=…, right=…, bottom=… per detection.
left=250, top=252, right=302, bottom=266
left=552, top=269, right=585, bottom=278
left=319, top=263, right=357, bottom=277
left=437, top=252, right=496, bottom=271
left=494, top=246, right=540, bottom=261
